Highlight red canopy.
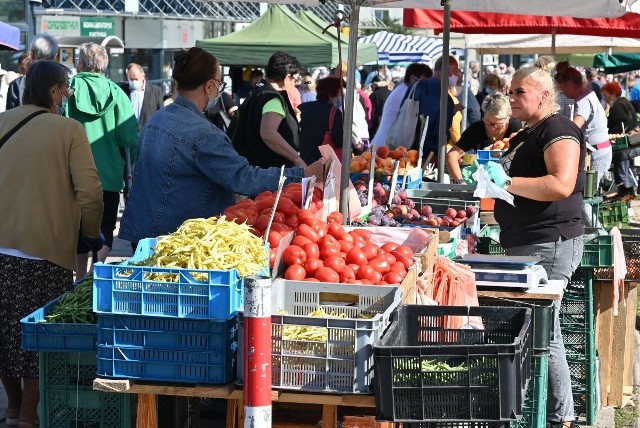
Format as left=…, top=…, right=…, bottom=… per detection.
left=403, top=10, right=640, bottom=38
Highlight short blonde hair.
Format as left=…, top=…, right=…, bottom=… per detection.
left=78, top=42, right=109, bottom=74
left=481, top=92, right=511, bottom=119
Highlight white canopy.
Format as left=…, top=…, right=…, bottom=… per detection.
left=467, top=33, right=640, bottom=54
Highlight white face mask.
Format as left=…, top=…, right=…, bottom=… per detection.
left=129, top=80, right=142, bottom=90
left=448, top=74, right=459, bottom=87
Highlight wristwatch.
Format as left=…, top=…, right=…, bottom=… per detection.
left=504, top=177, right=512, bottom=189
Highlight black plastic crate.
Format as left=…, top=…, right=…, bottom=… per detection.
left=373, top=306, right=532, bottom=423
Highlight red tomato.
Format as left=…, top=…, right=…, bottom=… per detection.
left=284, top=215, right=298, bottom=229
left=351, top=229, right=372, bottom=242
left=327, top=222, right=347, bottom=240
left=327, top=211, right=344, bottom=224
left=346, top=279, right=363, bottom=284
left=390, top=261, right=406, bottom=272
left=303, top=258, right=323, bottom=277
left=369, top=256, right=391, bottom=274
left=315, top=267, right=340, bottom=283
left=300, top=218, right=327, bottom=234
left=253, top=215, right=270, bottom=232
left=297, top=209, right=313, bottom=219
left=342, top=233, right=354, bottom=244
left=302, top=243, right=320, bottom=260
left=320, top=244, right=340, bottom=260
left=276, top=198, right=297, bottom=216
left=338, top=239, right=353, bottom=254
left=297, top=224, right=319, bottom=243
left=319, top=235, right=339, bottom=248
left=391, top=251, right=414, bottom=269
left=351, top=235, right=366, bottom=249
left=394, top=245, right=415, bottom=258
left=272, top=212, right=285, bottom=225
left=362, top=243, right=380, bottom=261
left=346, top=248, right=368, bottom=266
left=384, top=270, right=404, bottom=284
left=269, top=247, right=277, bottom=270
left=285, top=264, right=306, bottom=280
left=339, top=265, right=356, bottom=283
left=356, top=265, right=376, bottom=281
left=324, top=256, right=346, bottom=273
left=381, top=242, right=398, bottom=253
left=283, top=245, right=306, bottom=266
left=384, top=252, right=397, bottom=265
left=255, top=196, right=276, bottom=213
left=292, top=235, right=312, bottom=247
left=348, top=263, right=361, bottom=273
left=360, top=279, right=373, bottom=285
left=267, top=231, right=281, bottom=249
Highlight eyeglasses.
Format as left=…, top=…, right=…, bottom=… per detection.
left=303, top=81, right=312, bottom=85
left=211, top=78, right=227, bottom=93
left=483, top=119, right=506, bottom=128
left=290, top=74, right=301, bottom=83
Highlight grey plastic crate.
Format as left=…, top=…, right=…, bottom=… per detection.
left=237, top=279, right=402, bottom=393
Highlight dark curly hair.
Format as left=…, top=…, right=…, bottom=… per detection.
left=266, top=51, right=301, bottom=82
left=316, top=76, right=344, bottom=102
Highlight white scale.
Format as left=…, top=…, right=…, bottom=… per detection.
left=455, top=254, right=549, bottom=290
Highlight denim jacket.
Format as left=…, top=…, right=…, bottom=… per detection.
left=119, top=96, right=304, bottom=242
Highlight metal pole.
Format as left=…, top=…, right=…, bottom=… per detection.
left=339, top=4, right=360, bottom=221
left=437, top=0, right=452, bottom=183
left=461, top=38, right=470, bottom=133
left=244, top=276, right=272, bottom=428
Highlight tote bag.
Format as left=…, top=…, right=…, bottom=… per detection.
left=385, top=83, right=420, bottom=150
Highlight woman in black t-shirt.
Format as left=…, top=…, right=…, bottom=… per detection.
left=490, top=64, right=586, bottom=428
left=446, top=92, right=522, bottom=183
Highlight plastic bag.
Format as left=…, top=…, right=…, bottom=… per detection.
left=472, top=164, right=515, bottom=206
left=385, top=83, right=419, bottom=150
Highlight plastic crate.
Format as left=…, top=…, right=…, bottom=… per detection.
left=477, top=225, right=505, bottom=256
left=97, top=344, right=235, bottom=384
left=477, top=150, right=506, bottom=165
left=610, top=134, right=629, bottom=151
left=599, top=201, right=629, bottom=227
left=580, top=228, right=613, bottom=268
left=237, top=280, right=402, bottom=393
left=93, top=238, right=252, bottom=319
left=595, top=229, right=640, bottom=281
left=478, top=297, right=554, bottom=352
left=568, top=357, right=597, bottom=423
left=351, top=168, right=422, bottom=190
left=510, top=355, right=548, bottom=428
left=373, top=305, right=532, bottom=423
left=437, top=238, right=458, bottom=258
left=98, top=314, right=237, bottom=351
left=40, top=352, right=135, bottom=428
left=21, top=296, right=97, bottom=352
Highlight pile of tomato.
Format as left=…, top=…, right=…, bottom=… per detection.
left=283, top=211, right=415, bottom=285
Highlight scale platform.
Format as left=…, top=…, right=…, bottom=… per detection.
left=454, top=254, right=549, bottom=290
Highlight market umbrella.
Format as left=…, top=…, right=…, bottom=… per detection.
left=0, top=21, right=20, bottom=51
left=358, top=31, right=443, bottom=64
left=594, top=52, right=640, bottom=73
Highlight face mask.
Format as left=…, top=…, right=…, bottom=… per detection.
left=206, top=94, right=221, bottom=111
left=448, top=74, right=459, bottom=87
left=485, top=88, right=494, bottom=95
left=129, top=80, right=141, bottom=90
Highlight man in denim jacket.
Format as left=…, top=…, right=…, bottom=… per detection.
left=119, top=48, right=324, bottom=246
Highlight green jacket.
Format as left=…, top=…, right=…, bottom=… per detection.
left=67, top=72, right=138, bottom=192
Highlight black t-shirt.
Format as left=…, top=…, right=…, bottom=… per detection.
left=494, top=113, right=586, bottom=248
left=456, top=117, right=523, bottom=153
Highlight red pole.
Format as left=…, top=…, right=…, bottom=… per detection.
left=243, top=276, right=272, bottom=428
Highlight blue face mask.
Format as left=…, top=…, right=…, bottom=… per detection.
left=129, top=80, right=141, bottom=90
left=206, top=94, right=221, bottom=111
left=485, top=88, right=494, bottom=95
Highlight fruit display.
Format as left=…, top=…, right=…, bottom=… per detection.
left=283, top=214, right=415, bottom=285
left=484, top=138, right=510, bottom=151
left=350, top=147, right=420, bottom=176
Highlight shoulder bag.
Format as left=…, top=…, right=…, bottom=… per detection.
left=0, top=110, right=47, bottom=150
left=385, top=83, right=420, bottom=150
left=322, top=106, right=340, bottom=158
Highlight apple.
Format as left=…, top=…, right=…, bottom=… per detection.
left=427, top=218, right=438, bottom=226
left=440, top=218, right=450, bottom=227
left=456, top=210, right=467, bottom=219
left=465, top=206, right=478, bottom=217
left=450, top=220, right=460, bottom=227
left=445, top=207, right=458, bottom=219
left=420, top=205, right=433, bottom=216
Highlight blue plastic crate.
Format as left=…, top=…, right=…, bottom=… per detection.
left=21, top=296, right=97, bottom=352
left=93, top=238, right=250, bottom=319
left=477, top=150, right=506, bottom=165
left=97, top=344, right=235, bottom=384
left=98, top=314, right=237, bottom=351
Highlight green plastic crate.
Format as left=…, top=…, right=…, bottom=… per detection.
left=567, top=358, right=597, bottom=424
left=611, top=135, right=629, bottom=151
left=477, top=225, right=505, bottom=256
left=40, top=351, right=97, bottom=391
left=599, top=201, right=629, bottom=228
left=581, top=229, right=613, bottom=268
left=510, top=355, right=548, bottom=428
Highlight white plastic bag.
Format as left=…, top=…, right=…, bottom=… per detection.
left=472, top=164, right=515, bottom=206
left=385, top=83, right=419, bottom=150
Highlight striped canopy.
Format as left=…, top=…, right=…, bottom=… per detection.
left=358, top=31, right=442, bottom=64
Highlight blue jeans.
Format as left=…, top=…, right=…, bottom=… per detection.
left=505, top=235, right=584, bottom=423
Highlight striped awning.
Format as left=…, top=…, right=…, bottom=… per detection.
left=358, top=31, right=442, bottom=64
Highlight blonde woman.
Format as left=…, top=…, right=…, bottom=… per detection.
left=299, top=73, right=316, bottom=103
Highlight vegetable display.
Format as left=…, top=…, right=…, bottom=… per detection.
left=145, top=217, right=268, bottom=278
left=43, top=276, right=95, bottom=324
left=281, top=307, right=373, bottom=342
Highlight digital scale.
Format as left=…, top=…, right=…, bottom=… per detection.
left=454, top=254, right=549, bottom=290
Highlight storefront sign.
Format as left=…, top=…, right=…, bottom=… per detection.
left=80, top=17, right=115, bottom=38
left=41, top=16, right=80, bottom=37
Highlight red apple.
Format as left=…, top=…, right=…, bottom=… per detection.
left=445, top=207, right=458, bottom=218
left=420, top=205, right=433, bottom=216
left=456, top=210, right=467, bottom=219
